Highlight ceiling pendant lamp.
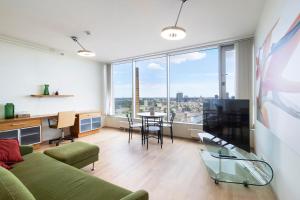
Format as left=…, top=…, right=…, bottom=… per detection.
left=71, top=36, right=96, bottom=57
left=161, top=0, right=188, bottom=41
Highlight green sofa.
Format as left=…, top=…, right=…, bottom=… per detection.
left=0, top=146, right=148, bottom=200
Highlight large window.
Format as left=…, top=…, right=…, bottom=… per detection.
left=112, top=45, right=236, bottom=124
left=170, top=48, right=219, bottom=123
left=135, top=57, right=167, bottom=115
left=223, top=45, right=236, bottom=99
left=113, top=62, right=132, bottom=116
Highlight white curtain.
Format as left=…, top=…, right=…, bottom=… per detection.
left=235, top=38, right=254, bottom=99
left=101, top=63, right=113, bottom=115
left=235, top=38, right=254, bottom=125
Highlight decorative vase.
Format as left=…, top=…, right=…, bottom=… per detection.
left=43, top=84, right=50, bottom=95
left=5, top=103, right=15, bottom=119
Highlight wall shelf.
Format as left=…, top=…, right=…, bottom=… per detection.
left=30, top=95, right=74, bottom=98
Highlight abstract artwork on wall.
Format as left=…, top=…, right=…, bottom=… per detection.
left=256, top=13, right=300, bottom=154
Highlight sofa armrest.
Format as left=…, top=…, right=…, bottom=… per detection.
left=19, top=145, right=33, bottom=156
left=120, top=190, right=149, bottom=200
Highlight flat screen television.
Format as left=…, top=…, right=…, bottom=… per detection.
left=203, top=99, right=250, bottom=152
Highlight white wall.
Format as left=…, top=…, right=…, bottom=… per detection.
left=254, top=0, right=300, bottom=199
left=0, top=39, right=104, bottom=140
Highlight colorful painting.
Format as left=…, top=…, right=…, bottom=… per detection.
left=256, top=13, right=300, bottom=154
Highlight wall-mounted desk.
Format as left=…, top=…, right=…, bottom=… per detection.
left=0, top=111, right=102, bottom=149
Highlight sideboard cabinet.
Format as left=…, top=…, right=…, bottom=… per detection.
left=72, top=112, right=102, bottom=138
left=0, top=119, right=42, bottom=147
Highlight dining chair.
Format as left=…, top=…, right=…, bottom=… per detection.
left=163, top=112, right=176, bottom=143
left=143, top=116, right=163, bottom=150
left=126, top=113, right=142, bottom=143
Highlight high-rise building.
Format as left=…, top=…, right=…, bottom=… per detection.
left=135, top=67, right=140, bottom=115
left=176, top=92, right=183, bottom=102
left=225, top=92, right=229, bottom=99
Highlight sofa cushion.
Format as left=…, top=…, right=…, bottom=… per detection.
left=0, top=139, right=23, bottom=164
left=120, top=190, right=149, bottom=200
left=0, top=166, right=36, bottom=200
left=44, top=141, right=99, bottom=166
left=11, top=152, right=132, bottom=200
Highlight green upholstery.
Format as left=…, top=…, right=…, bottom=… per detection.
left=44, top=141, right=99, bottom=168
left=11, top=152, right=148, bottom=200
left=0, top=166, right=36, bottom=200
left=120, top=190, right=149, bottom=200
left=20, top=145, right=34, bottom=156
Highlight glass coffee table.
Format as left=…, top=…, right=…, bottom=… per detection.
left=199, top=132, right=273, bottom=187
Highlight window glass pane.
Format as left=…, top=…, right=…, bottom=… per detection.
left=135, top=57, right=167, bottom=115
left=225, top=48, right=236, bottom=99
left=113, top=62, right=132, bottom=116
left=170, top=48, right=219, bottom=123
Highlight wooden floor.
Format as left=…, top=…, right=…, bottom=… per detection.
left=40, top=128, right=276, bottom=200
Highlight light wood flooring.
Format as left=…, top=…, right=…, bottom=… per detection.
left=40, top=128, right=276, bottom=200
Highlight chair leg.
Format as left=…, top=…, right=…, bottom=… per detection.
left=160, top=131, right=163, bottom=149
left=146, top=132, right=149, bottom=150
left=128, top=128, right=130, bottom=143
left=161, top=129, right=163, bottom=148
left=144, top=131, right=146, bottom=145
left=91, top=162, right=95, bottom=171
left=141, top=130, right=143, bottom=145
left=157, top=132, right=160, bottom=143
left=170, top=127, right=173, bottom=143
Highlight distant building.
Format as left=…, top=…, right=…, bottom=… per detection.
left=225, top=92, right=229, bottom=99
left=184, top=95, right=189, bottom=102
left=176, top=92, right=183, bottom=102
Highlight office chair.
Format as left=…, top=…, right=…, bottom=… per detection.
left=48, top=111, right=76, bottom=146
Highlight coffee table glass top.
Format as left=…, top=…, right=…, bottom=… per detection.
left=199, top=132, right=273, bottom=186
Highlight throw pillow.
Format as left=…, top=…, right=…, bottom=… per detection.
left=0, top=139, right=23, bottom=164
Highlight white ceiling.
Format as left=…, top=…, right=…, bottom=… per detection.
left=0, top=0, right=265, bottom=62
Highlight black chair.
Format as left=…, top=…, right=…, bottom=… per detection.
left=126, top=113, right=142, bottom=143
left=162, top=112, right=175, bottom=143
left=143, top=116, right=163, bottom=150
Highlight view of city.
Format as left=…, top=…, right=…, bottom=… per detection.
left=113, top=47, right=235, bottom=124
left=114, top=94, right=223, bottom=124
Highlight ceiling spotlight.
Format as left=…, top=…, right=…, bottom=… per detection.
left=71, top=36, right=96, bottom=57
left=161, top=0, right=188, bottom=40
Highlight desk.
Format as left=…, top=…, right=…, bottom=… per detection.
left=0, top=111, right=102, bottom=149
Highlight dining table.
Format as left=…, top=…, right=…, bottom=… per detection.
left=137, top=112, right=167, bottom=146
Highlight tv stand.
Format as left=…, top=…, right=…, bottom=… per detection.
left=199, top=132, right=273, bottom=187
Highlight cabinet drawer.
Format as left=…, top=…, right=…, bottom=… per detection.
left=0, top=119, right=41, bottom=131
left=0, top=130, right=18, bottom=140
left=20, top=126, right=41, bottom=145
left=79, top=112, right=101, bottom=119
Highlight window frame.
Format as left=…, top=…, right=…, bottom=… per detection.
left=111, top=43, right=236, bottom=123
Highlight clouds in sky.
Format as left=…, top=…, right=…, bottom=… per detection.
left=171, top=52, right=206, bottom=64
left=147, top=63, right=165, bottom=70
left=145, top=51, right=207, bottom=70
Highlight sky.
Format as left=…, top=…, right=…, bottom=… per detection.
left=113, top=48, right=235, bottom=98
